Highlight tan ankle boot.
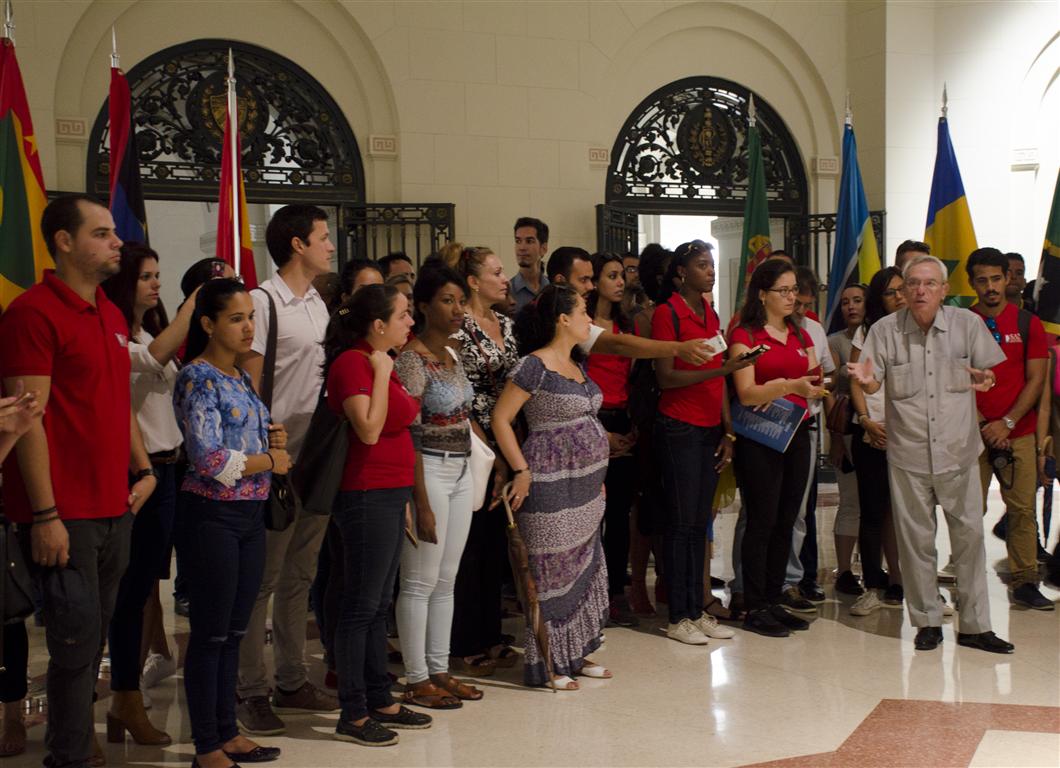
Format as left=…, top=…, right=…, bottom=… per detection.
left=106, top=690, right=171, bottom=746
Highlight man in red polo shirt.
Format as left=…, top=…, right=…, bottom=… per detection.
left=967, top=247, right=1054, bottom=611
left=0, top=194, right=157, bottom=768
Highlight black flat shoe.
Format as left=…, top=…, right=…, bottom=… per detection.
left=371, top=705, right=432, bottom=730
left=769, top=604, right=810, bottom=631
left=224, top=746, right=281, bottom=763
left=957, top=631, right=1015, bottom=654
left=742, top=608, right=790, bottom=638
left=914, top=626, right=943, bottom=650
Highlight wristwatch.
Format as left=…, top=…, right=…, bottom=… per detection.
left=1002, top=415, right=1016, bottom=431
left=133, top=467, right=157, bottom=482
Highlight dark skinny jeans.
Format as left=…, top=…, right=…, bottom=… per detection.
left=735, top=422, right=812, bottom=612
left=851, top=426, right=892, bottom=589
left=656, top=414, right=722, bottom=624
left=333, top=486, right=411, bottom=722
left=599, top=408, right=637, bottom=598
left=181, top=493, right=266, bottom=755
left=109, top=463, right=177, bottom=690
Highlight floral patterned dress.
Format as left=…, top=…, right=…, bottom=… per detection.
left=452, top=311, right=519, bottom=435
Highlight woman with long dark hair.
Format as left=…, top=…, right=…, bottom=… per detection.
left=586, top=252, right=639, bottom=627
left=729, top=259, right=827, bottom=638
left=652, top=242, right=747, bottom=643
left=101, top=242, right=201, bottom=746
left=174, top=278, right=289, bottom=768
left=848, top=267, right=906, bottom=615
left=393, top=265, right=483, bottom=708
left=324, top=284, right=431, bottom=746
left=492, top=284, right=611, bottom=689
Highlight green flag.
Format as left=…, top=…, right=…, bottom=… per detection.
left=737, top=118, right=771, bottom=307
left=1033, top=169, right=1060, bottom=335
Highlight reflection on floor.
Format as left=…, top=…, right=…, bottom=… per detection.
left=17, top=482, right=1060, bottom=767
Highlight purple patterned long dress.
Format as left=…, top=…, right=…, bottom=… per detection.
left=509, top=354, right=610, bottom=686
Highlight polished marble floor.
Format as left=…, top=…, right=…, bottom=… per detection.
left=16, top=481, right=1060, bottom=768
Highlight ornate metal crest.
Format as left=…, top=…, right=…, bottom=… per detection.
left=607, top=77, right=807, bottom=216
left=87, top=39, right=364, bottom=203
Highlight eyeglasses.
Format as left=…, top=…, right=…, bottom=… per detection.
left=984, top=315, right=1002, bottom=344
left=904, top=279, right=942, bottom=290
left=767, top=287, right=798, bottom=297
left=624, top=266, right=639, bottom=275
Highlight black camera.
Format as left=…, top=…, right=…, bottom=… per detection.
left=988, top=446, right=1014, bottom=472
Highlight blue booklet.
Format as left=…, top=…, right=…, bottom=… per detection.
left=731, top=397, right=807, bottom=453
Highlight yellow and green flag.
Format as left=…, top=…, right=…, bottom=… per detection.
left=737, top=117, right=771, bottom=307
left=0, top=37, right=49, bottom=309
left=1032, top=169, right=1060, bottom=335
left=924, top=116, right=976, bottom=306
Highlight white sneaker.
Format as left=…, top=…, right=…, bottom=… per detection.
left=939, top=593, right=955, bottom=616
left=666, top=618, right=710, bottom=645
left=850, top=590, right=882, bottom=616
left=141, top=652, right=177, bottom=690
left=694, top=613, right=735, bottom=639
left=937, top=561, right=957, bottom=583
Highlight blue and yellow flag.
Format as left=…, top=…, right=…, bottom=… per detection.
left=825, top=123, right=880, bottom=332
left=924, top=117, right=977, bottom=305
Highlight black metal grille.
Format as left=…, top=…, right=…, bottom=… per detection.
left=787, top=211, right=886, bottom=288
left=596, top=205, right=639, bottom=255
left=86, top=39, right=364, bottom=204
left=606, top=77, right=807, bottom=217
left=340, top=204, right=455, bottom=266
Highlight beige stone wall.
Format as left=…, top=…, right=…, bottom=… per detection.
left=10, top=0, right=1056, bottom=278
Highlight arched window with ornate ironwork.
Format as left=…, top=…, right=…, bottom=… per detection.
left=606, top=76, right=807, bottom=218
left=85, top=39, right=364, bottom=204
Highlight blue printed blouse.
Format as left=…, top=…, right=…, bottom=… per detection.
left=173, top=361, right=271, bottom=501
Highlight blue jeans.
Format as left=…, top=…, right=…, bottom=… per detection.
left=655, top=415, right=721, bottom=624
left=333, top=486, right=411, bottom=722
left=181, top=494, right=265, bottom=755
left=109, top=463, right=177, bottom=690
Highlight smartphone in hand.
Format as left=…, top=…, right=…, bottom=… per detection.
left=738, top=344, right=769, bottom=362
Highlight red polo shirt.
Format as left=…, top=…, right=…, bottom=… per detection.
left=652, top=294, right=724, bottom=427
left=972, top=302, right=1047, bottom=439
left=587, top=321, right=632, bottom=409
left=0, top=271, right=132, bottom=523
left=328, top=343, right=419, bottom=491
left=731, top=324, right=815, bottom=416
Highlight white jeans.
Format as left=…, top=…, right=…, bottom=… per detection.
left=395, top=452, right=474, bottom=684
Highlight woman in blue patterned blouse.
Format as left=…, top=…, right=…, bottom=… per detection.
left=173, top=278, right=290, bottom=768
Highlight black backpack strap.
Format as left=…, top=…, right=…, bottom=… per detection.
left=253, top=286, right=279, bottom=410
left=669, top=301, right=680, bottom=341
left=1017, top=308, right=1032, bottom=370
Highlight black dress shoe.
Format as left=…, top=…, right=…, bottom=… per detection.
left=742, top=608, right=790, bottom=638
left=798, top=581, right=826, bottom=603
left=1012, top=583, right=1055, bottom=611
left=769, top=604, right=810, bottom=631
left=914, top=626, right=943, bottom=650
left=224, top=745, right=281, bottom=763
left=371, top=705, right=432, bottom=729
left=957, top=631, right=1015, bottom=654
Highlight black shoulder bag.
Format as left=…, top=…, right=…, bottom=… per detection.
left=254, top=287, right=301, bottom=532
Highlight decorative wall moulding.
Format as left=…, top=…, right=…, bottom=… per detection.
left=813, top=156, right=839, bottom=177
left=55, top=117, right=87, bottom=142
left=589, top=146, right=610, bottom=167
left=1010, top=147, right=1039, bottom=172
left=369, top=134, right=399, bottom=158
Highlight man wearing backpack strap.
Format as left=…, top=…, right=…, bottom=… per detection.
left=236, top=205, right=342, bottom=735
left=968, top=248, right=1054, bottom=611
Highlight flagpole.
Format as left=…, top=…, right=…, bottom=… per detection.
left=3, top=0, right=14, bottom=42
left=110, top=25, right=119, bottom=68
left=226, top=48, right=241, bottom=277
left=748, top=93, right=756, bottom=128
left=941, top=82, right=948, bottom=119
left=845, top=90, right=852, bottom=127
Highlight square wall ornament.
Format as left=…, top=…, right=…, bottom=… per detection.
left=55, top=117, right=87, bottom=143
left=369, top=134, right=399, bottom=158
left=813, top=156, right=839, bottom=177
left=589, top=146, right=610, bottom=168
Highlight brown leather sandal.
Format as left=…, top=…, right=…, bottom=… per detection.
left=402, top=681, right=463, bottom=710
left=430, top=673, right=484, bottom=701
left=486, top=644, right=519, bottom=668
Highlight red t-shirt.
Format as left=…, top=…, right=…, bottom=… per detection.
left=587, top=321, right=631, bottom=409
left=972, top=303, right=1047, bottom=439
left=0, top=271, right=132, bottom=523
left=651, top=295, right=724, bottom=427
left=327, top=343, right=419, bottom=491
left=730, top=324, right=815, bottom=415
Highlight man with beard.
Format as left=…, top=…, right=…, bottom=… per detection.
left=967, top=248, right=1054, bottom=610
left=511, top=217, right=549, bottom=313
left=0, top=194, right=157, bottom=767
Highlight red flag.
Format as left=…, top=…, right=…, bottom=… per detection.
left=216, top=105, right=256, bottom=288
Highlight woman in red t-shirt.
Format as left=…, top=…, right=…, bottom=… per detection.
left=586, top=252, right=637, bottom=626
left=729, top=259, right=826, bottom=639
left=323, top=284, right=428, bottom=746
